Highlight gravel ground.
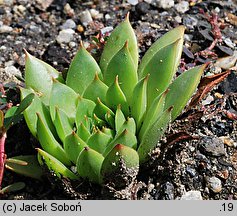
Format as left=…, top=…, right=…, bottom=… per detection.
left=0, top=0, right=237, bottom=200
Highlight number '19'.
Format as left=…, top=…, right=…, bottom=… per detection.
left=222, top=203, right=233, bottom=211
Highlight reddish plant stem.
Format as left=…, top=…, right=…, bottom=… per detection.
left=0, top=131, right=6, bottom=189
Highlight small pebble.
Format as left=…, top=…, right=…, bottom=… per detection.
left=180, top=191, right=203, bottom=200
left=127, top=0, right=139, bottom=5
left=219, top=136, right=235, bottom=147
left=0, top=25, right=13, bottom=33
left=183, top=16, right=198, bottom=29
left=144, top=0, right=152, bottom=3
left=77, top=25, right=84, bottom=33
left=61, top=19, right=76, bottom=30
left=207, top=177, right=222, bottom=193
left=64, top=3, right=74, bottom=17
left=79, top=10, right=93, bottom=27
left=174, top=15, right=182, bottom=23
left=5, top=65, right=21, bottom=77
left=199, top=136, right=226, bottom=157
left=105, top=14, right=111, bottom=20
left=157, top=0, right=174, bottom=9
left=175, top=1, right=189, bottom=13
left=100, top=26, right=113, bottom=35
left=56, top=29, right=75, bottom=44
left=202, top=95, right=214, bottom=106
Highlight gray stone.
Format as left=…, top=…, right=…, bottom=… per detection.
left=206, top=177, right=222, bottom=193
left=199, top=136, right=226, bottom=157
left=180, top=191, right=203, bottom=200
left=127, top=0, right=139, bottom=5
left=100, top=26, right=113, bottom=35
left=79, top=10, right=93, bottom=27
left=56, top=29, right=75, bottom=44
left=175, top=1, right=189, bottom=13
left=61, top=19, right=76, bottom=30
left=183, top=15, right=198, bottom=29
left=157, top=0, right=174, bottom=9
left=5, top=65, right=21, bottom=77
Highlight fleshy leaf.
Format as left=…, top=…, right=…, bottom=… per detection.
left=103, top=129, right=137, bottom=156
left=54, top=107, right=73, bottom=142
left=75, top=97, right=96, bottom=128
left=164, top=64, right=206, bottom=121
left=83, top=73, right=108, bottom=103
left=106, top=76, right=129, bottom=116
left=77, top=122, right=91, bottom=142
left=66, top=43, right=102, bottom=94
left=103, top=42, right=138, bottom=103
left=50, top=80, right=78, bottom=125
left=21, top=88, right=57, bottom=138
left=138, top=89, right=168, bottom=141
left=115, top=105, right=126, bottom=133
left=37, top=148, right=78, bottom=180
left=87, top=129, right=112, bottom=154
left=25, top=51, right=59, bottom=105
left=5, top=155, right=43, bottom=180
left=77, top=147, right=104, bottom=184
left=93, top=98, right=115, bottom=121
left=100, top=14, right=138, bottom=73
left=64, top=131, right=87, bottom=164
left=101, top=144, right=139, bottom=188
left=138, top=107, right=172, bottom=163
left=138, top=26, right=185, bottom=79
left=130, top=75, right=149, bottom=130
left=140, top=40, right=181, bottom=108
left=37, top=113, right=71, bottom=166
left=4, top=93, right=35, bottom=130
left=0, top=182, right=25, bottom=194
left=117, top=117, right=136, bottom=135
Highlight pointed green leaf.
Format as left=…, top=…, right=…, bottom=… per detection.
left=75, top=96, right=96, bottom=128
left=100, top=14, right=138, bottom=73
left=77, top=147, right=104, bottom=184
left=164, top=64, right=206, bottom=121
left=5, top=155, right=43, bottom=180
left=37, top=113, right=71, bottom=166
left=21, top=88, right=57, bottom=138
left=25, top=51, right=59, bottom=105
left=141, top=40, right=181, bottom=108
left=77, top=122, right=91, bottom=142
left=54, top=107, right=73, bottom=142
left=0, top=182, right=25, bottom=194
left=93, top=98, right=115, bottom=121
left=101, top=127, right=115, bottom=138
left=50, top=80, right=78, bottom=125
left=131, top=75, right=149, bottom=130
left=138, top=107, right=172, bottom=163
left=106, top=76, right=129, bottom=116
left=115, top=104, right=126, bottom=133
left=138, top=26, right=185, bottom=79
left=103, top=42, right=138, bottom=103
left=104, top=129, right=137, bottom=156
left=37, top=148, right=79, bottom=180
left=4, top=93, right=35, bottom=130
left=92, top=114, right=107, bottom=128
left=83, top=73, right=108, bottom=103
left=66, top=43, right=102, bottom=94
left=101, top=144, right=139, bottom=188
left=87, top=129, right=112, bottom=154
left=64, top=131, right=87, bottom=164
left=117, top=117, right=136, bottom=135
left=138, top=89, right=168, bottom=141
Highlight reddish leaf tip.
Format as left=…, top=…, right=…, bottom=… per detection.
left=115, top=144, right=124, bottom=150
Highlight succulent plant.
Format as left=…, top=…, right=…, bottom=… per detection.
left=21, top=14, right=206, bottom=186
